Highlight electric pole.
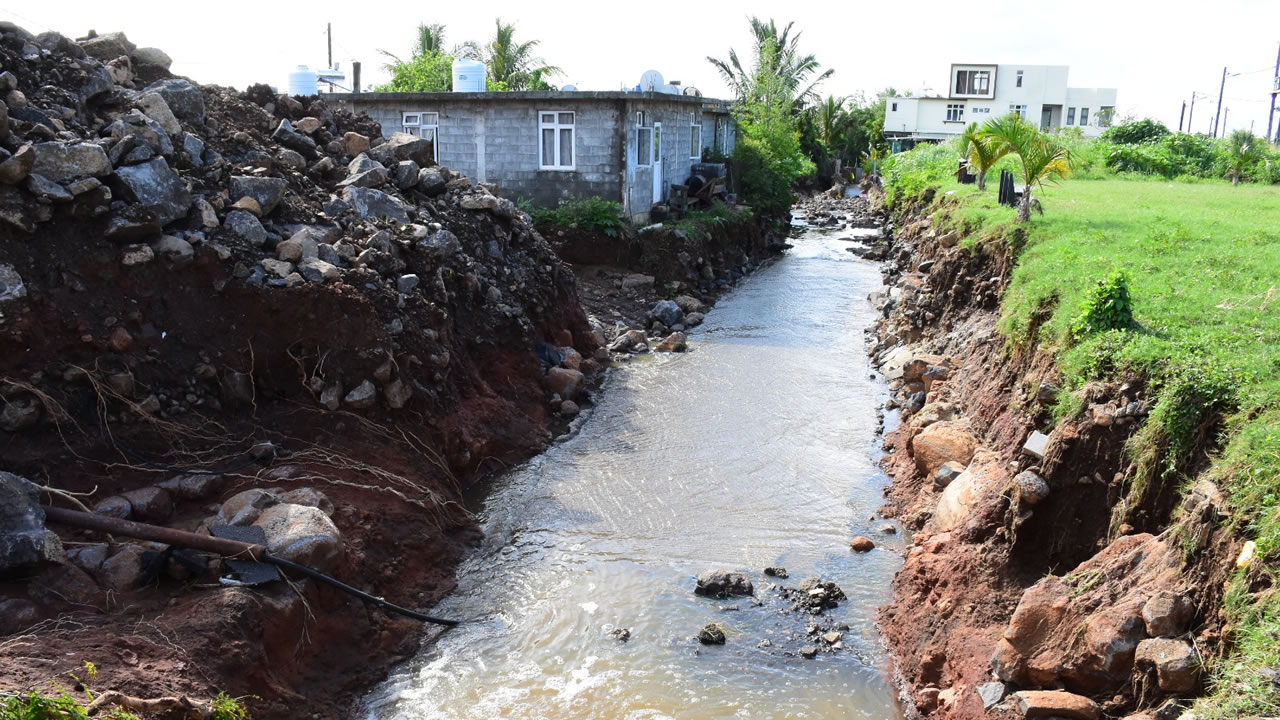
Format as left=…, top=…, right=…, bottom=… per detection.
left=327, top=23, right=333, bottom=70
left=1223, top=107, right=1230, bottom=134
left=1179, top=101, right=1186, bottom=132
left=1268, top=42, right=1280, bottom=144
left=1188, top=93, right=1196, bottom=133
left=1214, top=66, right=1227, bottom=138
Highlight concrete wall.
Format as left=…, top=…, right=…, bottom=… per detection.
left=343, top=92, right=734, bottom=220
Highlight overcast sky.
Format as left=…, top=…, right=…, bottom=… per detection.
left=4, top=0, right=1279, bottom=135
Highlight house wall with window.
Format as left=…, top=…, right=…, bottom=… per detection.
left=884, top=63, right=1117, bottom=144
left=337, top=91, right=733, bottom=221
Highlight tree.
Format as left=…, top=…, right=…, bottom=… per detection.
left=707, top=17, right=832, bottom=109
left=959, top=121, right=1009, bottom=190
left=979, top=113, right=1071, bottom=221
left=464, top=19, right=560, bottom=91
left=376, top=23, right=456, bottom=92
left=1225, top=129, right=1263, bottom=186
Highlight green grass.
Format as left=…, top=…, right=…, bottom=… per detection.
left=886, top=154, right=1280, bottom=716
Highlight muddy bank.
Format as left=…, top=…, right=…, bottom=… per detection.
left=865, top=186, right=1233, bottom=719
left=0, top=24, right=600, bottom=719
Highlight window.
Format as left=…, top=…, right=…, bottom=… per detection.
left=954, top=69, right=991, bottom=95
left=972, top=107, right=990, bottom=114
left=1098, top=107, right=1114, bottom=128
left=539, top=111, right=575, bottom=170
left=1066, top=107, right=1076, bottom=125
left=402, top=112, right=439, bottom=149
left=945, top=104, right=964, bottom=122
left=891, top=102, right=898, bottom=112
left=636, top=116, right=652, bottom=167
left=1016, top=70, right=1024, bottom=88
left=690, top=113, right=702, bottom=160
left=1080, top=107, right=1090, bottom=126
left=1009, top=104, right=1027, bottom=119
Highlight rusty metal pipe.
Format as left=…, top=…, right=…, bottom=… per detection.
left=42, top=506, right=460, bottom=627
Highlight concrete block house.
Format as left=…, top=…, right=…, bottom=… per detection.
left=337, top=91, right=735, bottom=221
left=883, top=63, right=1117, bottom=150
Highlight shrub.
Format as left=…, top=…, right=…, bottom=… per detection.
left=530, top=196, right=626, bottom=237
left=1070, top=268, right=1134, bottom=340
left=1101, top=118, right=1171, bottom=145
left=881, top=142, right=956, bottom=203
left=730, top=140, right=795, bottom=217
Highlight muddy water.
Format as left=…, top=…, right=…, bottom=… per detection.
left=363, top=219, right=905, bottom=720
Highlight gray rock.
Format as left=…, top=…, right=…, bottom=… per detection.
left=320, top=382, right=343, bottom=411
left=695, top=570, right=754, bottom=598
left=384, top=379, right=413, bottom=409
left=31, top=141, right=112, bottom=181
left=224, top=209, right=267, bottom=246
left=143, top=79, right=205, bottom=124
left=229, top=176, right=288, bottom=216
left=651, top=300, right=684, bottom=328
left=67, top=543, right=109, bottom=572
left=368, top=132, right=434, bottom=167
left=397, top=274, right=420, bottom=293
left=252, top=502, right=342, bottom=570
left=150, top=234, right=193, bottom=264
left=131, top=47, right=172, bottom=69
left=78, top=32, right=135, bottom=61
left=621, top=273, right=655, bottom=291
left=113, top=157, right=190, bottom=226
left=275, top=148, right=305, bottom=172
left=392, top=160, right=420, bottom=189
left=344, top=380, right=377, bottom=409
left=416, top=167, right=446, bottom=196
left=297, top=257, right=339, bottom=283
left=1014, top=470, right=1050, bottom=505
left=25, top=173, right=72, bottom=202
left=0, top=393, right=41, bottom=431
left=99, top=544, right=146, bottom=592
left=0, top=472, right=64, bottom=570
left=277, top=488, right=335, bottom=516
left=157, top=473, right=223, bottom=501
left=217, top=488, right=280, bottom=526
left=342, top=186, right=410, bottom=224
left=338, top=167, right=389, bottom=189
left=133, top=93, right=181, bottom=137
left=347, top=153, right=384, bottom=175
left=0, top=263, right=26, bottom=303
left=0, top=598, right=41, bottom=635
left=272, top=119, right=316, bottom=156
left=0, top=144, right=34, bottom=184
left=978, top=681, right=1008, bottom=710
left=182, top=133, right=205, bottom=165
left=0, top=185, right=43, bottom=232
left=108, top=111, right=174, bottom=161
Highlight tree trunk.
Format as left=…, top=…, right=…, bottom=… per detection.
left=1017, top=190, right=1032, bottom=222
left=1232, top=174, right=1240, bottom=187
left=977, top=172, right=986, bottom=191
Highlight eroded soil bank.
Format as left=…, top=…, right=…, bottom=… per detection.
left=864, top=185, right=1234, bottom=720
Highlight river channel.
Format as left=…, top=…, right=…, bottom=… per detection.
left=363, top=216, right=906, bottom=719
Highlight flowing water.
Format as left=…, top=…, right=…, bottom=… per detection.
left=363, top=218, right=905, bottom=720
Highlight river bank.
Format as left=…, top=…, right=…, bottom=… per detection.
left=865, top=182, right=1238, bottom=720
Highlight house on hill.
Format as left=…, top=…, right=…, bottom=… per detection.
left=335, top=91, right=735, bottom=221
left=883, top=64, right=1117, bottom=150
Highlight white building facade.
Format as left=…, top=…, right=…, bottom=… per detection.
left=883, top=64, right=1117, bottom=147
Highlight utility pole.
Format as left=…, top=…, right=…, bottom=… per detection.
left=1188, top=93, right=1197, bottom=133
left=1179, top=101, right=1186, bottom=132
left=327, top=23, right=333, bottom=70
left=1223, top=107, right=1230, bottom=134
left=1268, top=42, right=1280, bottom=144
left=353, top=61, right=362, bottom=94
left=1214, top=66, right=1227, bottom=138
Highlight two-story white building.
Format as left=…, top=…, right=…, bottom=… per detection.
left=883, top=64, right=1117, bottom=149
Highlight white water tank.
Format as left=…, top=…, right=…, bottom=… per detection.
left=452, top=58, right=486, bottom=92
left=287, top=65, right=318, bottom=96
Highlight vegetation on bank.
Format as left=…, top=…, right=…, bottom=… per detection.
left=882, top=126, right=1280, bottom=717
left=376, top=20, right=559, bottom=92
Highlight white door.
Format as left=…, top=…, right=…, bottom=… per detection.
left=652, top=122, right=663, bottom=204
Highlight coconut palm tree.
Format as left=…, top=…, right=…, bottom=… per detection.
left=378, top=23, right=449, bottom=68
left=980, top=113, right=1071, bottom=221
left=465, top=19, right=560, bottom=91
left=814, top=95, right=846, bottom=155
left=1225, top=129, right=1262, bottom=186
left=959, top=121, right=1009, bottom=191
left=707, top=17, right=832, bottom=109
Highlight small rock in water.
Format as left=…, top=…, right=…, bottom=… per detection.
left=695, top=570, right=753, bottom=598
left=698, top=623, right=726, bottom=645
left=849, top=536, right=875, bottom=552
left=879, top=523, right=897, bottom=535
left=822, top=631, right=842, bottom=645
left=799, top=646, right=818, bottom=659
left=763, top=566, right=788, bottom=579
left=608, top=627, right=631, bottom=643
left=757, top=639, right=772, bottom=648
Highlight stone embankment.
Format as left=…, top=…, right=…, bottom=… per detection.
left=863, top=186, right=1233, bottom=720
left=0, top=23, right=602, bottom=719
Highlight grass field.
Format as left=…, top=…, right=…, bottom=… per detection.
left=894, top=167, right=1280, bottom=717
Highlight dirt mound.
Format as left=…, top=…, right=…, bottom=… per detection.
left=0, top=23, right=599, bottom=718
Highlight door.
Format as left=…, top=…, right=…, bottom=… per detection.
left=1041, top=107, right=1052, bottom=130
left=652, top=122, right=663, bottom=204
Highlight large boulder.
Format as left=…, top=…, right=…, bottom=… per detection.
left=252, top=503, right=342, bottom=570
left=31, top=141, right=112, bottom=181
left=651, top=300, right=684, bottom=328
left=78, top=32, right=135, bottom=62
left=368, top=132, right=434, bottom=167
left=542, top=367, right=586, bottom=399
left=143, top=78, right=205, bottom=124
left=0, top=472, right=64, bottom=570
left=342, top=186, right=410, bottom=224
left=113, top=157, right=190, bottom=226
left=131, top=47, right=172, bottom=70
left=911, top=420, right=977, bottom=479
left=229, top=176, right=288, bottom=216
left=1134, top=638, right=1199, bottom=693
left=991, top=533, right=1183, bottom=694
left=694, top=570, right=754, bottom=598
left=1010, top=691, right=1099, bottom=720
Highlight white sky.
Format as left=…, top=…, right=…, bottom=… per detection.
left=4, top=0, right=1279, bottom=136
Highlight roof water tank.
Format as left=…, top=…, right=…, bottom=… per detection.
left=561, top=84, right=577, bottom=92
left=452, top=58, right=487, bottom=92
left=287, top=65, right=318, bottom=96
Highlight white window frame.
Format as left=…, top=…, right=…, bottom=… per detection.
left=636, top=113, right=652, bottom=168
left=954, top=69, right=991, bottom=96
left=1080, top=107, right=1090, bottom=126
left=1009, top=104, right=1028, bottom=119
left=539, top=110, right=576, bottom=171
left=402, top=112, right=439, bottom=151
left=689, top=113, right=702, bottom=160
left=945, top=104, right=964, bottom=123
